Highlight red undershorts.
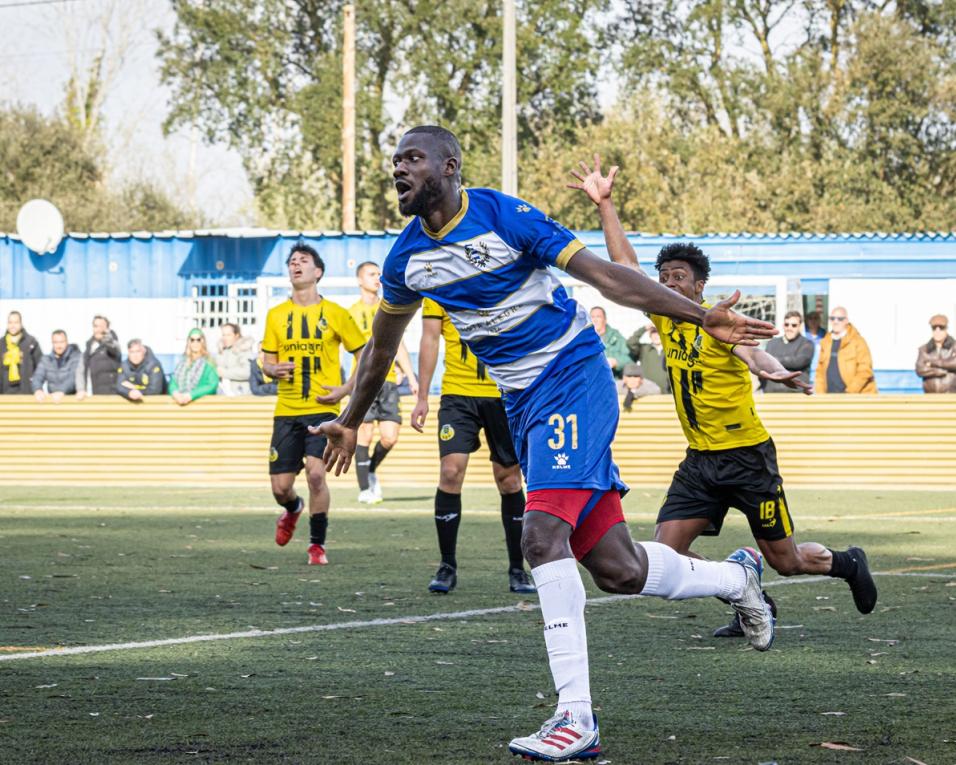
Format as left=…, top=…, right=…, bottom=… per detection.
left=525, top=488, right=626, bottom=560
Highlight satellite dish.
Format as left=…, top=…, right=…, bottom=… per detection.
left=16, top=199, right=65, bottom=254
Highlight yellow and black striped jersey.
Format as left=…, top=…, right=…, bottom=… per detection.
left=422, top=298, right=499, bottom=398
left=262, top=298, right=366, bottom=417
left=349, top=298, right=398, bottom=385
left=650, top=306, right=769, bottom=451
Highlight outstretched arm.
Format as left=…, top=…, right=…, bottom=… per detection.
left=568, top=155, right=641, bottom=272
left=734, top=346, right=813, bottom=395
left=316, top=309, right=416, bottom=474
left=567, top=155, right=777, bottom=347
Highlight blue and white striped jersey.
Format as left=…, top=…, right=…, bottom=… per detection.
left=381, top=188, right=604, bottom=392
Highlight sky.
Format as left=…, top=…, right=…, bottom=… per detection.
left=0, top=0, right=254, bottom=227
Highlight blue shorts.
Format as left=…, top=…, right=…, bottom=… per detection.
left=503, top=351, right=627, bottom=493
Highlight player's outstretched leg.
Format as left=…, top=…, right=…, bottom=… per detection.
left=271, top=473, right=304, bottom=547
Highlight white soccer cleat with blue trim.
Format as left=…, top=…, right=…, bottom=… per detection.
left=727, top=546, right=775, bottom=651
left=508, top=710, right=602, bottom=762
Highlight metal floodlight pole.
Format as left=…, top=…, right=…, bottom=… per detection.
left=501, top=0, right=517, bottom=196
left=342, top=4, right=356, bottom=231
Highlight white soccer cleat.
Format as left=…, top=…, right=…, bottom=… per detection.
left=727, top=546, right=775, bottom=651
left=508, top=710, right=602, bottom=762
left=357, top=489, right=376, bottom=505
left=368, top=472, right=383, bottom=501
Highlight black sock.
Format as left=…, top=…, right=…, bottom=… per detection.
left=310, top=514, right=328, bottom=546
left=369, top=441, right=392, bottom=473
left=434, top=489, right=462, bottom=568
left=500, top=490, right=526, bottom=570
left=355, top=445, right=370, bottom=491
left=281, top=496, right=301, bottom=514
left=828, top=549, right=858, bottom=579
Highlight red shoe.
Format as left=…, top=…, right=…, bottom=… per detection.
left=274, top=499, right=303, bottom=546
left=308, top=544, right=328, bottom=566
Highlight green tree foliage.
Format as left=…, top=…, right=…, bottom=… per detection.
left=0, top=107, right=195, bottom=232
left=158, top=0, right=606, bottom=229
left=160, top=0, right=956, bottom=233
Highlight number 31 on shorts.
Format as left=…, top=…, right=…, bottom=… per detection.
left=547, top=413, right=579, bottom=450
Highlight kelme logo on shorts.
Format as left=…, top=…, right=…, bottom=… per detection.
left=439, top=424, right=455, bottom=441
left=269, top=446, right=279, bottom=462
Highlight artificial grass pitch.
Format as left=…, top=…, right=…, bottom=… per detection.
left=1, top=487, right=954, bottom=764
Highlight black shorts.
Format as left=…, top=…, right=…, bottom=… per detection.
left=269, top=413, right=337, bottom=475
left=363, top=382, right=402, bottom=424
left=657, top=439, right=794, bottom=541
left=437, top=395, right=518, bottom=467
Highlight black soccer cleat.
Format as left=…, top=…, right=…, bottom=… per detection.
left=713, top=590, right=777, bottom=638
left=428, top=563, right=457, bottom=594
left=508, top=568, right=537, bottom=594
left=846, top=546, right=878, bottom=614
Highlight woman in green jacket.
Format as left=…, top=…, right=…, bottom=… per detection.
left=169, top=328, right=219, bottom=406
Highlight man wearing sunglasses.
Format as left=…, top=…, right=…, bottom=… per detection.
left=916, top=314, right=956, bottom=393
left=815, top=307, right=878, bottom=394
left=761, top=311, right=814, bottom=393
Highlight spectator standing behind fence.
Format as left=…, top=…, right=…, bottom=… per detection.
left=815, top=307, right=877, bottom=394
left=169, top=328, right=219, bottom=406
left=762, top=311, right=814, bottom=393
left=626, top=323, right=671, bottom=394
left=116, top=339, right=166, bottom=401
left=590, top=305, right=629, bottom=377
left=31, top=330, right=84, bottom=401
left=82, top=315, right=121, bottom=395
left=249, top=342, right=277, bottom=395
left=217, top=322, right=255, bottom=395
left=916, top=314, right=956, bottom=393
left=621, top=363, right=661, bottom=411
left=1, top=311, right=42, bottom=395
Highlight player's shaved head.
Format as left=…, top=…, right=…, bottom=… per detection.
left=404, top=126, right=462, bottom=173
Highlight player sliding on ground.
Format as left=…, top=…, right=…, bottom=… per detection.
left=569, top=156, right=878, bottom=637
left=317, top=126, right=778, bottom=763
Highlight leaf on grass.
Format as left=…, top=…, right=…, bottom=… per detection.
left=813, top=742, right=863, bottom=751
left=435, top=661, right=454, bottom=665
left=306, top=656, right=318, bottom=661
left=337, top=607, right=357, bottom=613
left=869, top=652, right=887, bottom=657
left=646, top=614, right=680, bottom=619
left=535, top=691, right=545, bottom=699
left=89, top=712, right=100, bottom=717
left=683, top=646, right=715, bottom=650
left=515, top=601, right=536, bottom=611
left=170, top=673, right=188, bottom=677
left=321, top=695, right=339, bottom=700
left=866, top=660, right=878, bottom=665
left=884, top=692, right=907, bottom=697
left=903, top=758, right=928, bottom=765
left=820, top=711, right=846, bottom=716
left=866, top=638, right=899, bottom=644
left=248, top=564, right=267, bottom=570
left=384, top=671, right=395, bottom=677
left=34, top=683, right=57, bottom=689
left=240, top=674, right=255, bottom=678
left=813, top=606, right=837, bottom=612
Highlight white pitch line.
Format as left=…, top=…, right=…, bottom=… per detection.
left=2, top=571, right=953, bottom=663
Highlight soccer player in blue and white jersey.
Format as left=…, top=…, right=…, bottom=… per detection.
left=318, top=126, right=778, bottom=762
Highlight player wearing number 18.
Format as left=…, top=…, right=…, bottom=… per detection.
left=569, top=157, right=878, bottom=638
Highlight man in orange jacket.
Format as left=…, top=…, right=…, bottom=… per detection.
left=815, top=307, right=878, bottom=393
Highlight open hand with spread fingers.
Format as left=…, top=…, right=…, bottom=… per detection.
left=567, top=153, right=618, bottom=206
left=702, top=290, right=778, bottom=346
left=759, top=369, right=813, bottom=395
left=310, top=419, right=357, bottom=476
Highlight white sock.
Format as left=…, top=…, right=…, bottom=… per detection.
left=531, top=558, right=594, bottom=730
left=638, top=541, right=747, bottom=601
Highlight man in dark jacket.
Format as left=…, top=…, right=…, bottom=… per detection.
left=31, top=330, right=84, bottom=401
left=249, top=342, right=277, bottom=395
left=82, top=315, right=121, bottom=395
left=116, top=339, right=166, bottom=401
left=916, top=314, right=956, bottom=393
left=1, top=311, right=42, bottom=394
left=762, top=311, right=814, bottom=393
left=626, top=323, right=671, bottom=394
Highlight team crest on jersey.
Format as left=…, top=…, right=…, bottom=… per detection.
left=464, top=241, right=492, bottom=269
left=439, top=424, right=455, bottom=441
left=269, top=446, right=279, bottom=462
left=318, top=317, right=329, bottom=332
left=552, top=453, right=570, bottom=469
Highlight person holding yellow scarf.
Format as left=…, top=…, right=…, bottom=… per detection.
left=1, top=311, right=42, bottom=395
